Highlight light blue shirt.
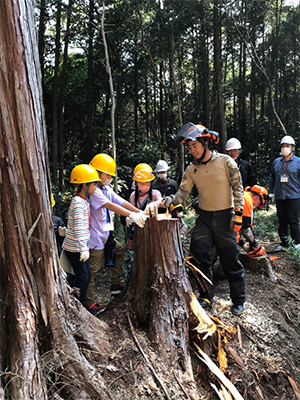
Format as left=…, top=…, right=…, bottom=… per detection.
left=268, top=154, right=300, bottom=200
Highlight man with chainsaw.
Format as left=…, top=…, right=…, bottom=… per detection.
left=238, top=185, right=270, bottom=257
left=164, top=122, right=246, bottom=316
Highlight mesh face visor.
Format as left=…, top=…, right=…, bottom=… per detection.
left=173, top=122, right=219, bottom=147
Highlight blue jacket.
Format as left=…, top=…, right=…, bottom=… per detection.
left=268, top=154, right=300, bottom=200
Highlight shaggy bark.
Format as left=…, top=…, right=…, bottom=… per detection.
left=0, top=1, right=111, bottom=399
left=129, top=218, right=200, bottom=398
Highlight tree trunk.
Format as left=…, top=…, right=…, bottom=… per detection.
left=101, top=0, right=117, bottom=192
left=213, top=0, right=227, bottom=147
left=51, top=0, right=61, bottom=186
left=199, top=3, right=210, bottom=127
left=58, top=0, right=74, bottom=189
left=84, top=0, right=95, bottom=164
left=37, top=0, right=46, bottom=88
left=0, top=2, right=112, bottom=398
left=129, top=218, right=199, bottom=397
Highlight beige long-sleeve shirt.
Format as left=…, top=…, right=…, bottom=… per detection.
left=173, top=151, right=244, bottom=212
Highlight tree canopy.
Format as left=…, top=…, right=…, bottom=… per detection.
left=37, top=0, right=300, bottom=192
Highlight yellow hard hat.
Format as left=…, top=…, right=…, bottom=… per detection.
left=51, top=194, right=55, bottom=208
left=90, top=153, right=116, bottom=176
left=70, top=164, right=99, bottom=184
left=132, top=163, right=155, bottom=182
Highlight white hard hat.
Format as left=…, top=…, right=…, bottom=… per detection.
left=280, top=135, right=295, bottom=146
left=156, top=160, right=169, bottom=172
left=225, top=138, right=242, bottom=151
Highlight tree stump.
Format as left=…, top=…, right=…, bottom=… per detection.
left=130, top=218, right=193, bottom=365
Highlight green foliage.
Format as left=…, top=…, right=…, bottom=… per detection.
left=252, top=205, right=278, bottom=242
left=182, top=208, right=196, bottom=231
left=285, top=238, right=300, bottom=264
left=39, top=0, right=300, bottom=194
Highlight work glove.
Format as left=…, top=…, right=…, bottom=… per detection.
left=247, top=245, right=266, bottom=258
left=58, top=226, right=66, bottom=237
left=125, top=217, right=133, bottom=227
left=79, top=250, right=90, bottom=262
left=269, top=193, right=275, bottom=203
left=128, top=211, right=148, bottom=228
left=162, top=195, right=174, bottom=208
left=231, top=209, right=243, bottom=232
left=145, top=203, right=155, bottom=213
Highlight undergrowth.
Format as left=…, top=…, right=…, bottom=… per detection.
left=252, top=205, right=278, bottom=242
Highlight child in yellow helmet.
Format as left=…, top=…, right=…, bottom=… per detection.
left=62, top=164, right=99, bottom=307
left=129, top=163, right=162, bottom=211
left=86, top=154, right=148, bottom=314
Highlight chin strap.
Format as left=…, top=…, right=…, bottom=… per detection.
left=194, top=140, right=210, bottom=164
left=197, top=142, right=208, bottom=162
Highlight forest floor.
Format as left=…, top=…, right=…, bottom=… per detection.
left=93, top=232, right=300, bottom=400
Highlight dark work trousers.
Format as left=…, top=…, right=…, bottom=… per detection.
left=64, top=250, right=91, bottom=306
left=190, top=208, right=246, bottom=305
left=276, top=198, right=300, bottom=246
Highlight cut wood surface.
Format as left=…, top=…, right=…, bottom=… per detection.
left=239, top=251, right=277, bottom=282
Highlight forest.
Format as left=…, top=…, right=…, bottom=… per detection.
left=38, top=0, right=300, bottom=196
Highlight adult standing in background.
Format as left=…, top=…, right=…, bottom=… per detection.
left=225, top=138, right=256, bottom=188
left=152, top=160, right=178, bottom=198
left=268, top=135, right=300, bottom=251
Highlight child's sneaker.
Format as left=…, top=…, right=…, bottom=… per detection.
left=111, top=283, right=125, bottom=296
left=88, top=302, right=108, bottom=316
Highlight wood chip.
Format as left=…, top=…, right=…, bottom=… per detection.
left=226, top=345, right=244, bottom=368
left=237, top=325, right=242, bottom=348
left=193, top=343, right=244, bottom=400
left=287, top=376, right=300, bottom=399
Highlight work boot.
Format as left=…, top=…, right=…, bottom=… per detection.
left=274, top=244, right=288, bottom=252
left=198, top=298, right=211, bottom=308
left=88, top=302, right=108, bottom=316
left=231, top=304, right=244, bottom=316
left=111, top=283, right=125, bottom=296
